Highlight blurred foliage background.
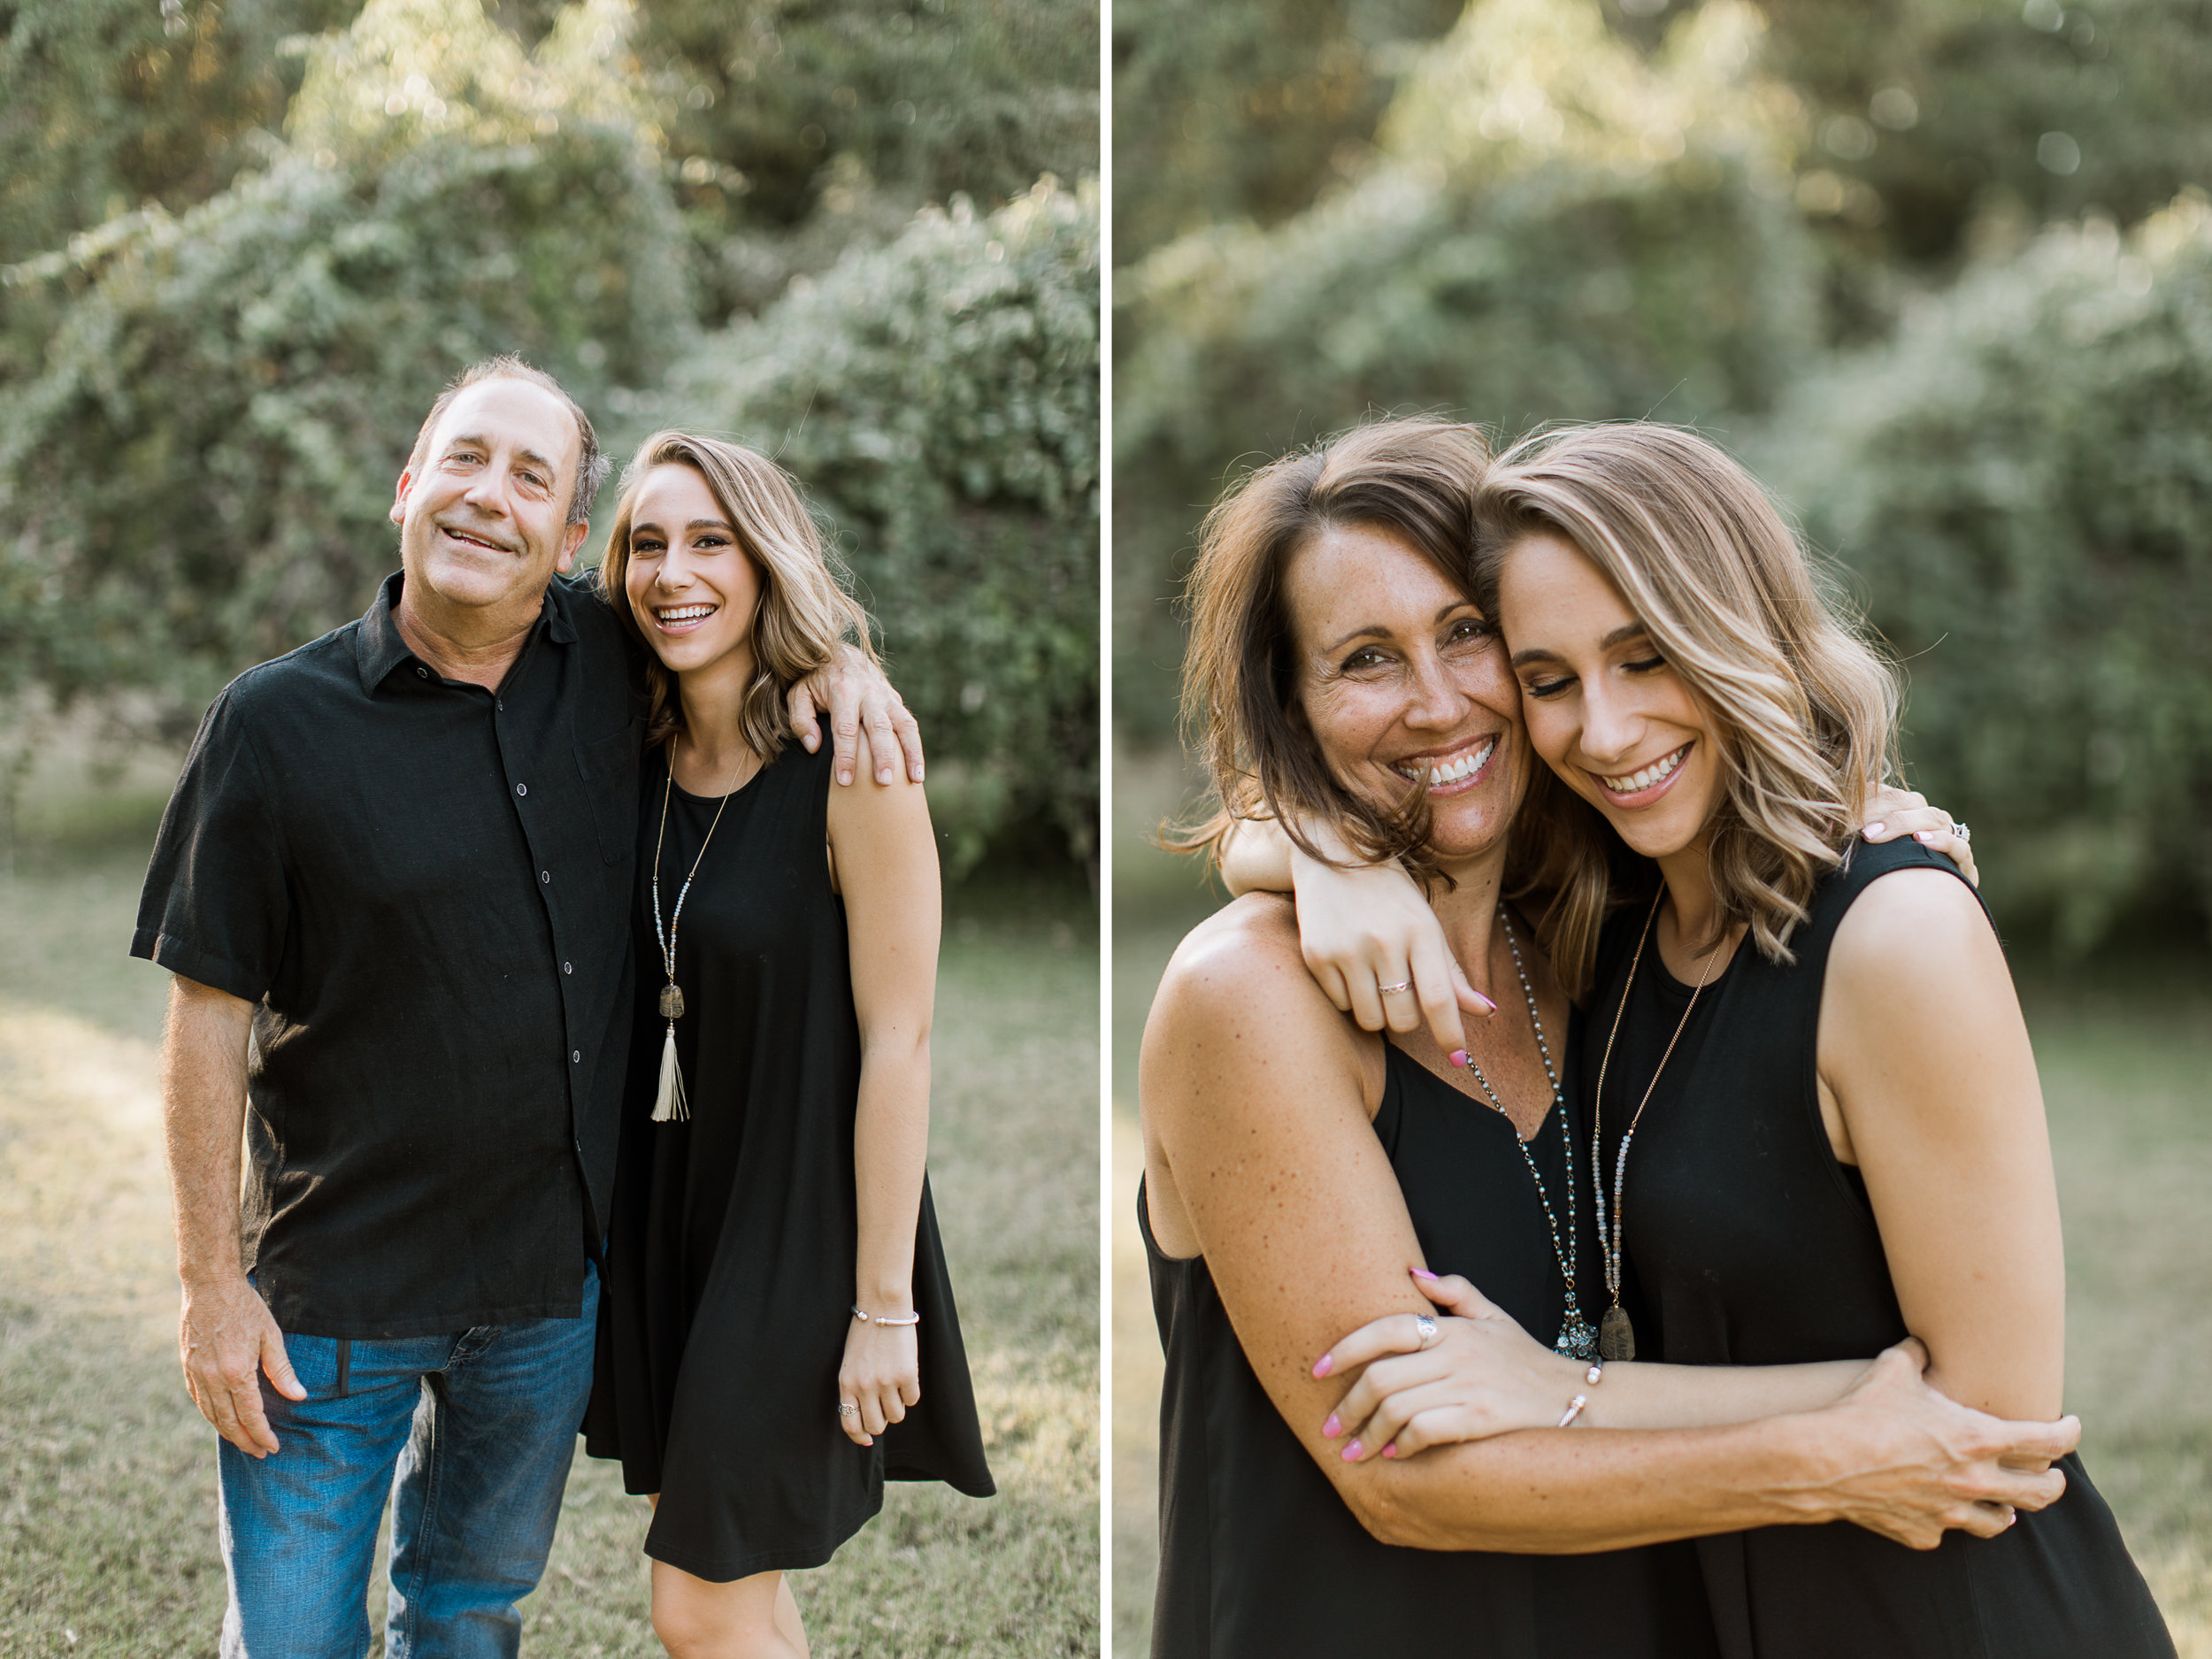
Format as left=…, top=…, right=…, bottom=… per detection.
left=0, top=0, right=1099, bottom=880
left=1112, top=0, right=2212, bottom=950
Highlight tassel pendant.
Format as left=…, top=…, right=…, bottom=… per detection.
left=652, top=1020, right=689, bottom=1123
left=1598, top=1304, right=1635, bottom=1362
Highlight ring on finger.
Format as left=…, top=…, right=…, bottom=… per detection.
left=838, top=1402, right=857, bottom=1417
left=1378, top=980, right=1412, bottom=995
left=1954, top=822, right=1971, bottom=843
left=1415, top=1312, right=1440, bottom=1350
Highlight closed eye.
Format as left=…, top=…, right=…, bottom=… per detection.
left=1522, top=675, right=1574, bottom=700
left=1623, top=656, right=1667, bottom=675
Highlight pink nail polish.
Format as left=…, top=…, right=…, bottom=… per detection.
left=1312, top=1354, right=1333, bottom=1379
left=1323, top=1414, right=1341, bottom=1438
left=1448, top=1049, right=1469, bottom=1068
left=1342, top=1440, right=1363, bottom=1461
left=1409, top=1267, right=1437, bottom=1281
left=1865, top=822, right=1885, bottom=837
left=1473, top=994, right=1497, bottom=1015
left=1917, top=828, right=1939, bottom=841
left=1382, top=1443, right=1398, bottom=1459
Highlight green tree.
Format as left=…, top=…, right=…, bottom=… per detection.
left=1759, top=192, right=2212, bottom=948
left=664, top=179, right=1100, bottom=874
left=633, top=0, right=1098, bottom=322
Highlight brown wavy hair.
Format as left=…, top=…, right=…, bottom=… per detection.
left=1472, top=423, right=1901, bottom=996
left=597, top=431, right=874, bottom=757
left=1172, top=417, right=1494, bottom=886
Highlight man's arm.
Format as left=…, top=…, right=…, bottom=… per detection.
left=162, top=975, right=303, bottom=1456
left=787, top=641, right=926, bottom=787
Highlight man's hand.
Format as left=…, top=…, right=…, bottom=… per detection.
left=179, top=1273, right=304, bottom=1457
left=787, top=641, right=925, bottom=787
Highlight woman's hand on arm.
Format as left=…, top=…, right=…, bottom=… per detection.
left=1215, top=813, right=1496, bottom=1054
left=1317, top=1272, right=1870, bottom=1459
left=1819, top=869, right=2066, bottom=1421
left=826, top=756, right=939, bottom=1444
left=1859, top=784, right=1978, bottom=887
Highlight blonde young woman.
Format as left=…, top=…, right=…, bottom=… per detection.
left=1239, top=423, right=2172, bottom=1656
left=1141, top=417, right=2084, bottom=1659
left=581, top=433, right=992, bottom=1658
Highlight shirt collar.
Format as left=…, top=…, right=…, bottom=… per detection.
left=352, top=570, right=576, bottom=695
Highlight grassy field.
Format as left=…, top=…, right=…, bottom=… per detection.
left=1109, top=759, right=2212, bottom=1659
left=0, top=761, right=1099, bottom=1657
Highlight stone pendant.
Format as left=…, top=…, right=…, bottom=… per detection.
left=1598, top=1305, right=1636, bottom=1362
left=659, top=982, right=686, bottom=1020
left=1555, top=1310, right=1598, bottom=1362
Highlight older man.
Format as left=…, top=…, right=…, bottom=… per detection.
left=133, top=357, right=919, bottom=1656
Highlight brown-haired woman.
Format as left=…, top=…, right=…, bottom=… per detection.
left=1141, top=416, right=2084, bottom=1658
left=583, top=432, right=993, bottom=1658
left=1228, top=421, right=2172, bottom=1656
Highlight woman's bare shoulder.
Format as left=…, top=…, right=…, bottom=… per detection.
left=1144, top=893, right=1374, bottom=1118
left=1827, top=864, right=2000, bottom=998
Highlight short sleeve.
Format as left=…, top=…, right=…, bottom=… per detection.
left=130, top=685, right=289, bottom=1002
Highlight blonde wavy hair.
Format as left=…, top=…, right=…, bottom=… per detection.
left=598, top=431, right=874, bottom=757
left=1472, top=423, right=1901, bottom=997
left=1171, top=418, right=1495, bottom=886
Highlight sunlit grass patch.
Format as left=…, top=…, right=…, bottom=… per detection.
left=0, top=837, right=1097, bottom=1656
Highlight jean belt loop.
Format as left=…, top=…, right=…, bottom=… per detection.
left=334, top=1337, right=351, bottom=1398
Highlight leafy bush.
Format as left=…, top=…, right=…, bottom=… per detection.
left=660, top=178, right=1100, bottom=876
left=1758, top=192, right=2212, bottom=949
left=0, top=126, right=691, bottom=721
left=1112, top=0, right=1820, bottom=734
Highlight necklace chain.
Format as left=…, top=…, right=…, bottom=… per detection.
left=1590, top=893, right=1724, bottom=1361
left=650, top=742, right=741, bottom=1002
left=1456, top=906, right=1595, bottom=1362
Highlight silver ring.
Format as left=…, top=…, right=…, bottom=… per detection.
left=1953, top=822, right=1971, bottom=844
left=1414, top=1313, right=1439, bottom=1350
left=838, top=1402, right=857, bottom=1417
left=1378, top=979, right=1412, bottom=995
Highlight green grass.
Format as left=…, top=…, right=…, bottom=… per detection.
left=0, top=802, right=1099, bottom=1657
left=1109, top=768, right=2212, bottom=1657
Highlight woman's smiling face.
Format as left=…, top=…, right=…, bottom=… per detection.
left=1286, top=520, right=1530, bottom=864
left=1496, top=531, right=1722, bottom=861
left=622, top=462, right=764, bottom=678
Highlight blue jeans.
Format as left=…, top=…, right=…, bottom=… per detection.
left=216, top=1263, right=599, bottom=1659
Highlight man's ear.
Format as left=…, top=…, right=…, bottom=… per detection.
left=557, top=518, right=589, bottom=574
left=389, top=471, right=414, bottom=527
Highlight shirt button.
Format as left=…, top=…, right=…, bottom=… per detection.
left=572, top=1050, right=581, bottom=1064
left=563, top=961, right=573, bottom=974
left=540, top=870, right=551, bottom=884
left=415, top=667, right=428, bottom=679
left=515, top=783, right=528, bottom=796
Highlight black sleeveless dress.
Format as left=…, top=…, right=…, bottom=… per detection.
left=1587, top=835, right=2172, bottom=1657
left=583, top=741, right=994, bottom=1584
left=1145, top=1022, right=1721, bottom=1658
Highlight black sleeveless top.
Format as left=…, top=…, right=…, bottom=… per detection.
left=582, top=742, right=994, bottom=1584
left=1145, top=1021, right=1721, bottom=1658
left=1588, top=835, right=2172, bottom=1658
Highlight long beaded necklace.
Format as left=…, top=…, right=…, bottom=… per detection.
left=1590, top=892, right=1724, bottom=1361
left=647, top=743, right=744, bottom=1123
left=1456, top=906, right=1597, bottom=1362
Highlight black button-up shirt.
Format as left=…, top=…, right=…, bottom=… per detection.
left=133, top=572, right=641, bottom=1338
